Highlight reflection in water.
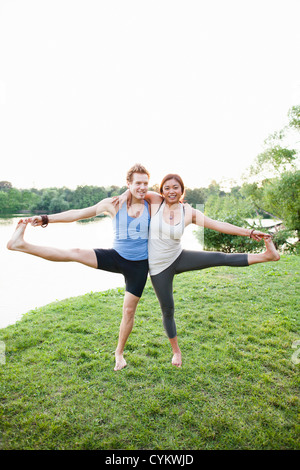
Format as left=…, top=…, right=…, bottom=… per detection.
left=0, top=216, right=201, bottom=329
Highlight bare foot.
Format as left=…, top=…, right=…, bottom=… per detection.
left=264, top=237, right=280, bottom=262
left=114, top=353, right=127, bottom=371
left=172, top=351, right=182, bottom=367
left=7, top=219, right=28, bottom=251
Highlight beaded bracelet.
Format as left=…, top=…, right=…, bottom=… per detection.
left=249, top=229, right=255, bottom=239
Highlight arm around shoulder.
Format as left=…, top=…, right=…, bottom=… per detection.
left=144, top=191, right=163, bottom=205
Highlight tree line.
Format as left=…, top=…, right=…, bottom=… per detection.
left=0, top=183, right=128, bottom=215
left=0, top=178, right=230, bottom=215
left=1, top=105, right=299, bottom=253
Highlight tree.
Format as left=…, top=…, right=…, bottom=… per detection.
left=184, top=188, right=206, bottom=207
left=288, top=105, right=300, bottom=130
left=242, top=104, right=300, bottom=248
left=30, top=189, right=59, bottom=212
left=262, top=171, right=300, bottom=234
left=247, top=104, right=299, bottom=181
left=0, top=188, right=21, bottom=213
left=0, top=181, right=12, bottom=191
left=196, top=192, right=261, bottom=253
left=250, top=146, right=297, bottom=178
left=0, top=191, right=8, bottom=212
left=200, top=214, right=265, bottom=253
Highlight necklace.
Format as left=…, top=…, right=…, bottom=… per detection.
left=169, top=211, right=174, bottom=220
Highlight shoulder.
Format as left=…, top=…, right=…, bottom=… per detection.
left=96, top=197, right=118, bottom=217
left=149, top=199, right=164, bottom=218
left=183, top=202, right=193, bottom=225
left=145, top=191, right=163, bottom=205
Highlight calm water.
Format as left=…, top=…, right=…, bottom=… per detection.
left=0, top=216, right=202, bottom=328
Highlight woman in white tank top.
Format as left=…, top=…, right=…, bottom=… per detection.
left=148, top=200, right=185, bottom=276
left=146, top=174, right=280, bottom=368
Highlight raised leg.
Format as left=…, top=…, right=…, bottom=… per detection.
left=7, top=219, right=98, bottom=268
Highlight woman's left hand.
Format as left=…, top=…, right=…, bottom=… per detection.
left=250, top=230, right=272, bottom=241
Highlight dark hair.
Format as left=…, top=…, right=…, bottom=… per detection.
left=159, top=174, right=185, bottom=196
left=126, top=163, right=150, bottom=183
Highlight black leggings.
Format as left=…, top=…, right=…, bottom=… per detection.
left=150, top=250, right=249, bottom=338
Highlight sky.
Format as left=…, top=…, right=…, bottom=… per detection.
left=0, top=0, right=300, bottom=191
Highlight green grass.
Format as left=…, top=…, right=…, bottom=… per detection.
left=1, top=255, right=299, bottom=450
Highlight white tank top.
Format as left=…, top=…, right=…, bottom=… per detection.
left=148, top=201, right=185, bottom=276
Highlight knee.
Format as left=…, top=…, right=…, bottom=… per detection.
left=161, top=306, right=174, bottom=319
left=123, top=305, right=136, bottom=320
left=162, top=310, right=176, bottom=338
left=69, top=247, right=82, bottom=260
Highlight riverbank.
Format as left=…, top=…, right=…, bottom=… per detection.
left=1, top=255, right=299, bottom=450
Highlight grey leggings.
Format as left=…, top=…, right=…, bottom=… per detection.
left=150, top=250, right=249, bottom=338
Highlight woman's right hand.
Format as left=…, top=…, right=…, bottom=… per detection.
left=112, top=189, right=131, bottom=209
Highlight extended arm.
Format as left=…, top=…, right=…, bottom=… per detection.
left=191, top=208, right=270, bottom=240
left=28, top=198, right=115, bottom=226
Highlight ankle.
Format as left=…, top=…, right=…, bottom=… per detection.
left=172, top=346, right=181, bottom=355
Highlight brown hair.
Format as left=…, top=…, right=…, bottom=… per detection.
left=159, top=174, right=185, bottom=196
left=126, top=163, right=150, bottom=183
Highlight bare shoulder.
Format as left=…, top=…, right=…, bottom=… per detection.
left=95, top=197, right=118, bottom=217
left=145, top=191, right=163, bottom=205
left=184, top=204, right=205, bottom=226
left=183, top=203, right=193, bottom=225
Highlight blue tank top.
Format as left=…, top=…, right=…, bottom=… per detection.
left=113, top=200, right=150, bottom=261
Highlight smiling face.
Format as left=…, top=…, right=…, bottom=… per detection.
left=161, top=178, right=183, bottom=204
left=127, top=172, right=149, bottom=201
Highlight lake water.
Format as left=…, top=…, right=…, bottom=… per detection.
left=0, top=216, right=202, bottom=329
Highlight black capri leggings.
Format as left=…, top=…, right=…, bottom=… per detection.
left=150, top=249, right=249, bottom=338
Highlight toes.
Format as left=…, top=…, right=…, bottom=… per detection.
left=114, top=356, right=127, bottom=371
left=172, top=354, right=182, bottom=367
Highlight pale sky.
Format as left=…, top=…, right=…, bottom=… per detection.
left=0, top=0, right=300, bottom=190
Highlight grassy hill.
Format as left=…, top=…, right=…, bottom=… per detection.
left=1, top=255, right=299, bottom=450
